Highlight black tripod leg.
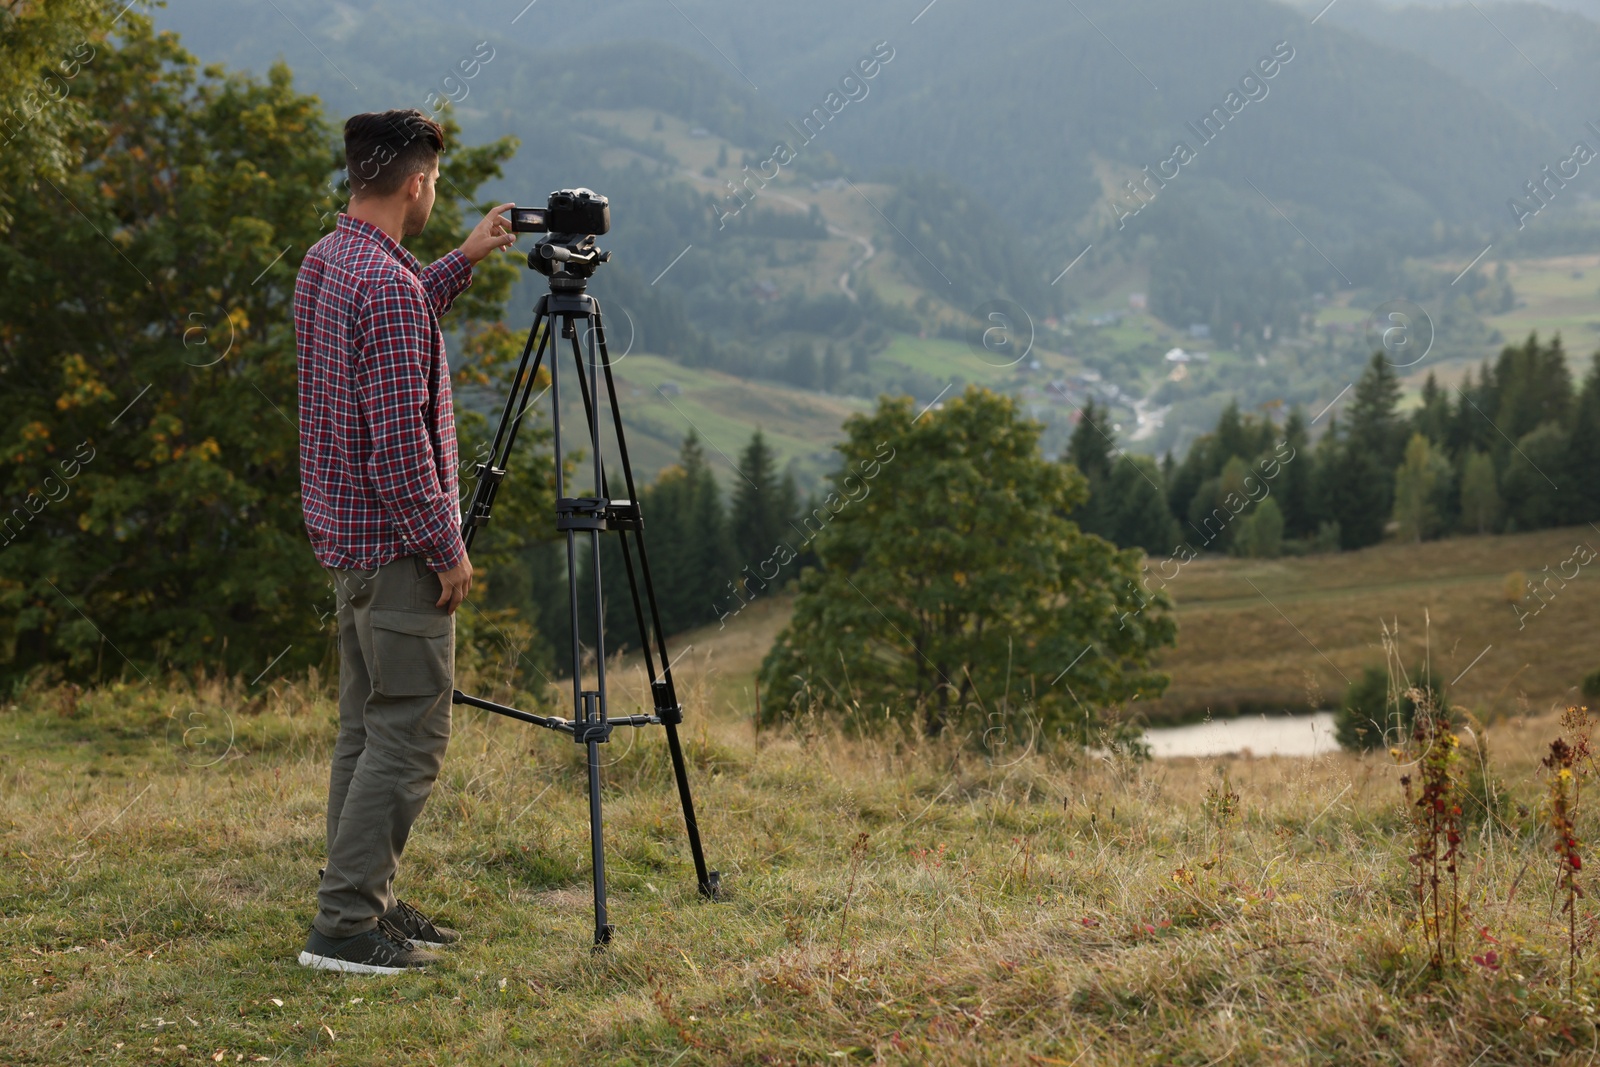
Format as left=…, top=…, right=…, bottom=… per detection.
left=588, top=300, right=717, bottom=901
left=586, top=734, right=613, bottom=946
left=662, top=713, right=718, bottom=899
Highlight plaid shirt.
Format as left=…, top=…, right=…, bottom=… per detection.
left=293, top=214, right=474, bottom=573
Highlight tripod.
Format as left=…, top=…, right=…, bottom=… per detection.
left=451, top=233, right=718, bottom=946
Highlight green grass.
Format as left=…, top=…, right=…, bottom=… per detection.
left=1483, top=254, right=1600, bottom=353
left=550, top=354, right=868, bottom=491
left=8, top=624, right=1600, bottom=1063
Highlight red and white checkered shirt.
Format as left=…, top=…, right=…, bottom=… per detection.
left=293, top=214, right=474, bottom=573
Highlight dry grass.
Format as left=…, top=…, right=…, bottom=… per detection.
left=1146, top=524, right=1600, bottom=723
left=5, top=646, right=1600, bottom=1064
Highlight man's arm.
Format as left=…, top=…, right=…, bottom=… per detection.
left=419, top=202, right=517, bottom=316
left=352, top=275, right=466, bottom=575
left=418, top=249, right=473, bottom=318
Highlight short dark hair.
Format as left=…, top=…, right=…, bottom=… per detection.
left=343, top=109, right=445, bottom=197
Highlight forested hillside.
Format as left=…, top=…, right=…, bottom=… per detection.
left=150, top=0, right=1600, bottom=469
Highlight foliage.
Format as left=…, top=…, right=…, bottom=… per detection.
left=0, top=10, right=526, bottom=686
left=0, top=0, right=110, bottom=231
left=1542, top=734, right=1585, bottom=995
left=596, top=432, right=733, bottom=650
left=1398, top=698, right=1463, bottom=975
left=759, top=387, right=1176, bottom=739
left=1335, top=663, right=1448, bottom=751
left=729, top=428, right=800, bottom=575
left=1391, top=432, right=1444, bottom=543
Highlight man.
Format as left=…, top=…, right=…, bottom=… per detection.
left=291, top=108, right=516, bottom=973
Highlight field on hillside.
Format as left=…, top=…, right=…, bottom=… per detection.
left=650, top=526, right=1600, bottom=730
left=1484, top=254, right=1600, bottom=352
left=548, top=354, right=869, bottom=488
left=8, top=645, right=1600, bottom=1063
left=1145, top=525, right=1600, bottom=725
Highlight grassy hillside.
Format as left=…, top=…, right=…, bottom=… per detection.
left=644, top=525, right=1600, bottom=729
left=6, top=647, right=1600, bottom=1062
left=1146, top=526, right=1600, bottom=724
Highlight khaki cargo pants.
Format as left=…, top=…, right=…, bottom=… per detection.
left=316, top=556, right=455, bottom=939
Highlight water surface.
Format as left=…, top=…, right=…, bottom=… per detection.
left=1145, top=711, right=1339, bottom=759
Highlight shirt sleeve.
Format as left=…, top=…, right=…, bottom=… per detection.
left=352, top=274, right=466, bottom=571
left=419, top=248, right=474, bottom=317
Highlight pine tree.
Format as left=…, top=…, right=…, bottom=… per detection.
left=1107, top=455, right=1176, bottom=554
left=1501, top=423, right=1569, bottom=531
left=730, top=429, right=797, bottom=570
left=599, top=432, right=733, bottom=643
left=1491, top=332, right=1572, bottom=440
left=1564, top=353, right=1600, bottom=523
left=1278, top=407, right=1316, bottom=539
left=1348, top=352, right=1407, bottom=474
left=1065, top=400, right=1117, bottom=540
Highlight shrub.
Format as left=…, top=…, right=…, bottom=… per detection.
left=1334, top=664, right=1448, bottom=750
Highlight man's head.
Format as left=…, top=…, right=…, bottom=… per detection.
left=344, top=109, right=445, bottom=236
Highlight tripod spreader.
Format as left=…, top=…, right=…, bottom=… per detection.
left=453, top=689, right=663, bottom=734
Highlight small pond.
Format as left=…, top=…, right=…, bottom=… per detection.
left=1144, top=711, right=1340, bottom=759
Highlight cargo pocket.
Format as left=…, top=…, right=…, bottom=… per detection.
left=369, top=608, right=453, bottom=698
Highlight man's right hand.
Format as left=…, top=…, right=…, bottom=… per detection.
left=436, top=554, right=472, bottom=614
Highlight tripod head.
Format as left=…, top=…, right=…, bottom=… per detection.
left=529, top=233, right=611, bottom=292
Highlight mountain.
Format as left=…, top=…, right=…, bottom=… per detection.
left=1320, top=1, right=1600, bottom=147
left=148, top=0, right=1596, bottom=468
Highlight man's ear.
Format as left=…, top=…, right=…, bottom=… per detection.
left=406, top=169, right=427, bottom=201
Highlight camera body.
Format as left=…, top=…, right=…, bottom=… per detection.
left=512, top=188, right=610, bottom=236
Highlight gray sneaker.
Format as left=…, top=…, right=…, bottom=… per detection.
left=382, top=899, right=461, bottom=949
left=297, top=922, right=438, bottom=974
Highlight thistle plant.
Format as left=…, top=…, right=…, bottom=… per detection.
left=1543, top=737, right=1585, bottom=996
left=1397, top=690, right=1462, bottom=975
left=1202, top=765, right=1241, bottom=870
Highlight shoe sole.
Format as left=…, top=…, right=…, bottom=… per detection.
left=297, top=950, right=425, bottom=975
left=409, top=939, right=453, bottom=949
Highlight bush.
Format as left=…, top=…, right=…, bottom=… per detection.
left=1582, top=668, right=1600, bottom=705
left=1334, top=664, right=1449, bottom=750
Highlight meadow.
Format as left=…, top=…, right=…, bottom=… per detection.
left=6, top=543, right=1600, bottom=1065
left=1146, top=524, right=1600, bottom=725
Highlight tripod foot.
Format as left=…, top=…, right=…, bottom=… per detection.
left=592, top=923, right=615, bottom=950
left=700, top=870, right=722, bottom=901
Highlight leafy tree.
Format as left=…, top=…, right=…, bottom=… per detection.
left=1500, top=422, right=1568, bottom=531
left=1236, top=497, right=1284, bottom=559
left=0, top=11, right=522, bottom=685
left=1459, top=450, right=1499, bottom=534
left=1392, top=432, right=1442, bottom=542
left=759, top=388, right=1175, bottom=739
left=0, top=0, right=108, bottom=231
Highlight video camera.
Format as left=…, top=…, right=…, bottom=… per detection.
left=511, top=188, right=610, bottom=236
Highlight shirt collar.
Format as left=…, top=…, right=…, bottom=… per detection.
left=336, top=213, right=424, bottom=276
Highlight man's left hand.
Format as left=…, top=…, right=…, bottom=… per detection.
left=460, top=202, right=518, bottom=264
